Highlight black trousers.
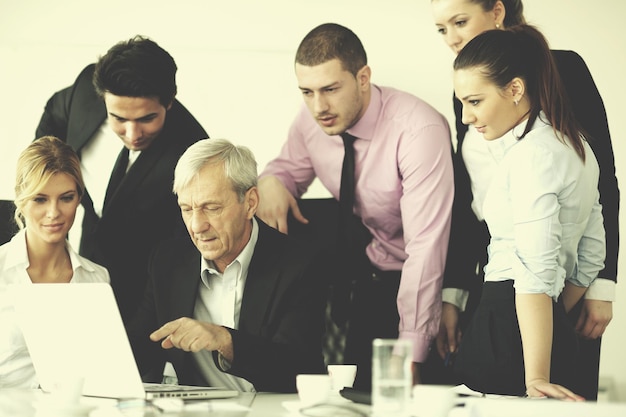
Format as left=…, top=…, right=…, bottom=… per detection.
left=343, top=268, right=401, bottom=392
left=453, top=280, right=581, bottom=396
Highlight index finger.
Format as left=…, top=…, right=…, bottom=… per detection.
left=276, top=215, right=289, bottom=234
left=150, top=319, right=182, bottom=342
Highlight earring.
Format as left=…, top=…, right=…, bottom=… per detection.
left=514, top=100, right=519, bottom=106
left=496, top=23, right=501, bottom=29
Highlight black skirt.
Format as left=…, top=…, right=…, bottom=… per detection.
left=453, top=280, right=580, bottom=396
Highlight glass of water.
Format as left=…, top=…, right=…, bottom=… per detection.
left=372, top=338, right=413, bottom=416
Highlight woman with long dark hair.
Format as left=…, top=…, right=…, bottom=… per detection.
left=451, top=24, right=604, bottom=399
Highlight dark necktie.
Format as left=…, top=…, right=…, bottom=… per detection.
left=104, top=146, right=129, bottom=208
left=339, top=133, right=357, bottom=230
left=331, top=132, right=357, bottom=327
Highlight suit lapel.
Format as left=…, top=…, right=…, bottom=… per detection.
left=68, top=91, right=106, bottom=152
left=101, top=122, right=170, bottom=217
left=156, top=240, right=200, bottom=368
left=169, top=245, right=202, bottom=321
left=239, top=221, right=285, bottom=333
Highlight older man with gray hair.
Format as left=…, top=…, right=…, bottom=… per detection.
left=128, top=138, right=326, bottom=393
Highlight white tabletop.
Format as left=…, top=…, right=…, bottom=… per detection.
left=2, top=388, right=626, bottom=417
left=0, top=390, right=353, bottom=417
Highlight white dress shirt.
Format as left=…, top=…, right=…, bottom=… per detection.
left=482, top=116, right=605, bottom=300
left=192, top=218, right=258, bottom=392
left=445, top=118, right=615, bottom=307
left=0, top=229, right=110, bottom=388
left=80, top=120, right=140, bottom=217
left=462, top=126, right=496, bottom=222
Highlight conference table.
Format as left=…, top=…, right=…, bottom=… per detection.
left=2, top=387, right=626, bottom=417
left=2, top=389, right=366, bottom=417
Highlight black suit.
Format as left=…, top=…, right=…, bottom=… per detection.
left=35, top=64, right=208, bottom=325
left=442, top=50, right=619, bottom=399
left=128, top=219, right=327, bottom=393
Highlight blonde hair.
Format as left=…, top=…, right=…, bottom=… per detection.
left=14, top=136, right=84, bottom=229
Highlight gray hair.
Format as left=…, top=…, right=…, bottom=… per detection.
left=173, top=138, right=258, bottom=201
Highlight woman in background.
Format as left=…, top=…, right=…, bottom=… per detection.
left=452, top=24, right=604, bottom=399
left=430, top=0, right=618, bottom=400
left=0, top=136, right=109, bottom=388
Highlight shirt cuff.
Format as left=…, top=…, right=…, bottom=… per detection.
left=584, top=278, right=616, bottom=302
left=217, top=353, right=232, bottom=371
left=442, top=288, right=469, bottom=312
left=399, top=331, right=433, bottom=363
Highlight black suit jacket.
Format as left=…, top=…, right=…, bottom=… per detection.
left=127, top=218, right=327, bottom=393
left=35, top=64, right=208, bottom=324
left=445, top=50, right=619, bottom=305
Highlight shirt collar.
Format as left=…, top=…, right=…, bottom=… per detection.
left=200, top=217, right=259, bottom=287
left=344, top=84, right=382, bottom=141
left=3, top=228, right=29, bottom=272
left=2, top=228, right=96, bottom=275
left=67, top=239, right=96, bottom=273
left=486, top=111, right=550, bottom=163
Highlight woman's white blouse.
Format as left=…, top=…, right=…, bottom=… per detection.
left=0, top=229, right=110, bottom=388
left=482, top=116, right=605, bottom=300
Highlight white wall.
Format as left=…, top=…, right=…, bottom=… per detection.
left=1, top=0, right=624, bottom=400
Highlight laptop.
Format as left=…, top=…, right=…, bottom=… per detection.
left=11, top=283, right=239, bottom=400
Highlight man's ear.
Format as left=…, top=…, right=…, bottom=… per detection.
left=245, top=187, right=259, bottom=219
left=356, top=65, right=371, bottom=90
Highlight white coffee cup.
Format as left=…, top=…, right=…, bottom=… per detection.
left=296, top=374, right=331, bottom=407
left=327, top=364, right=357, bottom=391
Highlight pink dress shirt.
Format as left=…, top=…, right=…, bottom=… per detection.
left=260, top=85, right=454, bottom=361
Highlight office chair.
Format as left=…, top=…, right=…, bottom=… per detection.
left=0, top=200, right=17, bottom=246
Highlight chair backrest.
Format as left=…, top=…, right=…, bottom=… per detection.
left=0, top=200, right=17, bottom=246
left=286, top=198, right=347, bottom=365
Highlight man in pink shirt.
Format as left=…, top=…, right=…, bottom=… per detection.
left=257, top=22, right=454, bottom=389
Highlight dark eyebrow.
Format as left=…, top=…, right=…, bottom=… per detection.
left=298, top=81, right=341, bottom=91
left=459, top=94, right=480, bottom=101
left=109, top=112, right=158, bottom=122
left=448, top=13, right=468, bottom=23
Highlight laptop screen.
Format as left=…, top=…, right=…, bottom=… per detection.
left=12, top=283, right=146, bottom=399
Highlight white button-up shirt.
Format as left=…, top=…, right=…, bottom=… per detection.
left=482, top=116, right=605, bottom=300
left=0, top=229, right=110, bottom=388
left=192, top=218, right=258, bottom=392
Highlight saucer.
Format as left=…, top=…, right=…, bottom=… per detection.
left=282, top=396, right=351, bottom=413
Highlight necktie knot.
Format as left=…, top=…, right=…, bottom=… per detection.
left=341, top=132, right=356, bottom=146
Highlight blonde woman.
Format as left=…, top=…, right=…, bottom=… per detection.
left=0, top=136, right=109, bottom=388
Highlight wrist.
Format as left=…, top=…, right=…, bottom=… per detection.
left=526, top=377, right=549, bottom=388
left=217, top=327, right=234, bottom=363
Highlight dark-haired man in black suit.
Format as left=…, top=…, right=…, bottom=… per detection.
left=35, top=35, right=208, bottom=325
